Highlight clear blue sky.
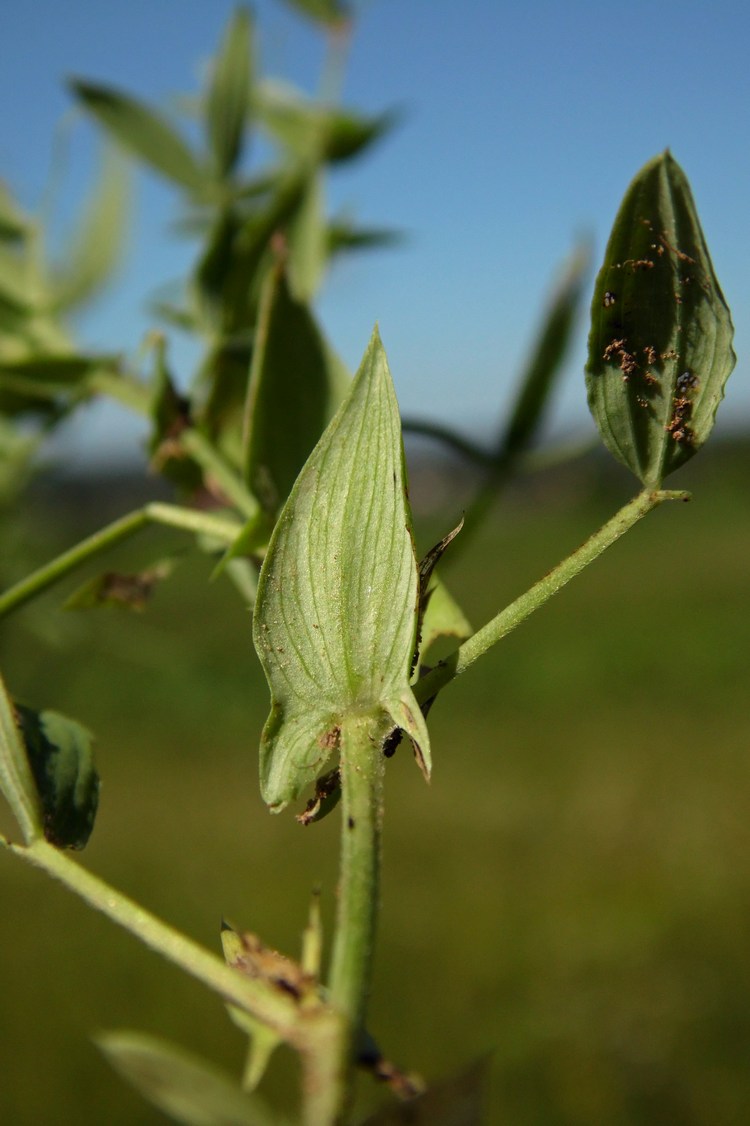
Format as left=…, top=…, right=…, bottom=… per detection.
left=3, top=0, right=749, bottom=466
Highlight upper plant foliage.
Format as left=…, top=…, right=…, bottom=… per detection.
left=253, top=329, right=430, bottom=811
left=586, top=151, right=735, bottom=488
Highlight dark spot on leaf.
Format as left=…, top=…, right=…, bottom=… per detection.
left=348, top=816, right=355, bottom=830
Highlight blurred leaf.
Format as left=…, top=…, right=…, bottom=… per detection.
left=96, top=1031, right=280, bottom=1126
left=51, top=147, right=131, bottom=311
left=253, top=328, right=429, bottom=811
left=256, top=80, right=395, bottom=165
left=0, top=671, right=43, bottom=843
left=499, top=243, right=589, bottom=464
left=206, top=7, right=253, bottom=180
left=323, top=107, right=398, bottom=163
left=0, top=184, right=29, bottom=243
left=279, top=0, right=351, bottom=28
left=586, top=151, right=735, bottom=487
left=0, top=354, right=112, bottom=417
left=243, top=263, right=349, bottom=514
left=70, top=79, right=206, bottom=193
left=361, top=1057, right=489, bottom=1125
left=16, top=704, right=99, bottom=850
left=328, top=219, right=402, bottom=256
left=210, top=511, right=271, bottom=583
left=287, top=169, right=327, bottom=300
left=63, top=559, right=177, bottom=613
left=147, top=338, right=204, bottom=492
left=192, top=175, right=305, bottom=335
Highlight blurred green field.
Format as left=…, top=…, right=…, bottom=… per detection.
left=1, top=443, right=749, bottom=1125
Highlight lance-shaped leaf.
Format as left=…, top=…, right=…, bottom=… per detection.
left=253, top=328, right=429, bottom=811
left=243, top=263, right=349, bottom=515
left=586, top=151, right=735, bottom=488
left=69, top=80, right=206, bottom=194
left=205, top=7, right=253, bottom=180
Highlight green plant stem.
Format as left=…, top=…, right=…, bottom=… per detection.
left=415, top=488, right=690, bottom=705
left=0, top=834, right=305, bottom=1039
left=325, top=712, right=386, bottom=1120
left=180, top=430, right=260, bottom=519
left=0, top=502, right=242, bottom=621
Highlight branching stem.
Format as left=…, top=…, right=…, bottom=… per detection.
left=0, top=502, right=242, bottom=620
left=416, top=488, right=690, bottom=704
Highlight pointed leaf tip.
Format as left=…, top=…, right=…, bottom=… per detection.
left=253, top=329, right=429, bottom=810
left=586, top=152, right=735, bottom=487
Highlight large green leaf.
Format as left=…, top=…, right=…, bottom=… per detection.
left=15, top=704, right=99, bottom=850
left=253, top=328, right=429, bottom=811
left=96, top=1031, right=281, bottom=1126
left=70, top=80, right=206, bottom=194
left=205, top=7, right=253, bottom=180
left=243, top=263, right=349, bottom=514
left=586, top=152, right=735, bottom=487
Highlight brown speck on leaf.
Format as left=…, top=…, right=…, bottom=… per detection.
left=347, top=816, right=355, bottom=830
left=317, top=725, right=341, bottom=752
left=659, top=232, right=696, bottom=264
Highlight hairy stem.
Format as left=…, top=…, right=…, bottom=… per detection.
left=0, top=835, right=304, bottom=1038
left=325, top=712, right=386, bottom=1120
left=416, top=488, right=690, bottom=704
left=0, top=502, right=242, bottom=620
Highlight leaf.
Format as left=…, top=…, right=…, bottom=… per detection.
left=220, top=923, right=286, bottom=1092
left=253, top=328, right=429, bottom=811
left=70, top=80, right=206, bottom=194
left=255, top=80, right=396, bottom=165
left=192, top=175, right=305, bottom=335
left=279, top=0, right=351, bottom=29
left=147, top=338, right=204, bottom=492
left=206, top=7, right=253, bottom=180
left=0, top=672, right=42, bottom=844
left=328, top=219, right=403, bottom=256
left=586, top=151, right=735, bottom=487
left=0, top=354, right=112, bottom=417
left=51, top=147, right=131, bottom=311
left=63, top=559, right=177, bottom=612
left=286, top=169, right=327, bottom=301
left=96, top=1031, right=280, bottom=1126
left=499, top=243, right=589, bottom=463
left=0, top=183, right=29, bottom=244
left=416, top=576, right=472, bottom=675
left=243, top=263, right=349, bottom=515
left=15, top=704, right=99, bottom=850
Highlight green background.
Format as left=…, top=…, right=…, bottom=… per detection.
left=1, top=443, right=748, bottom=1124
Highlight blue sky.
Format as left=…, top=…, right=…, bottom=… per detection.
left=2, top=0, right=749, bottom=466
